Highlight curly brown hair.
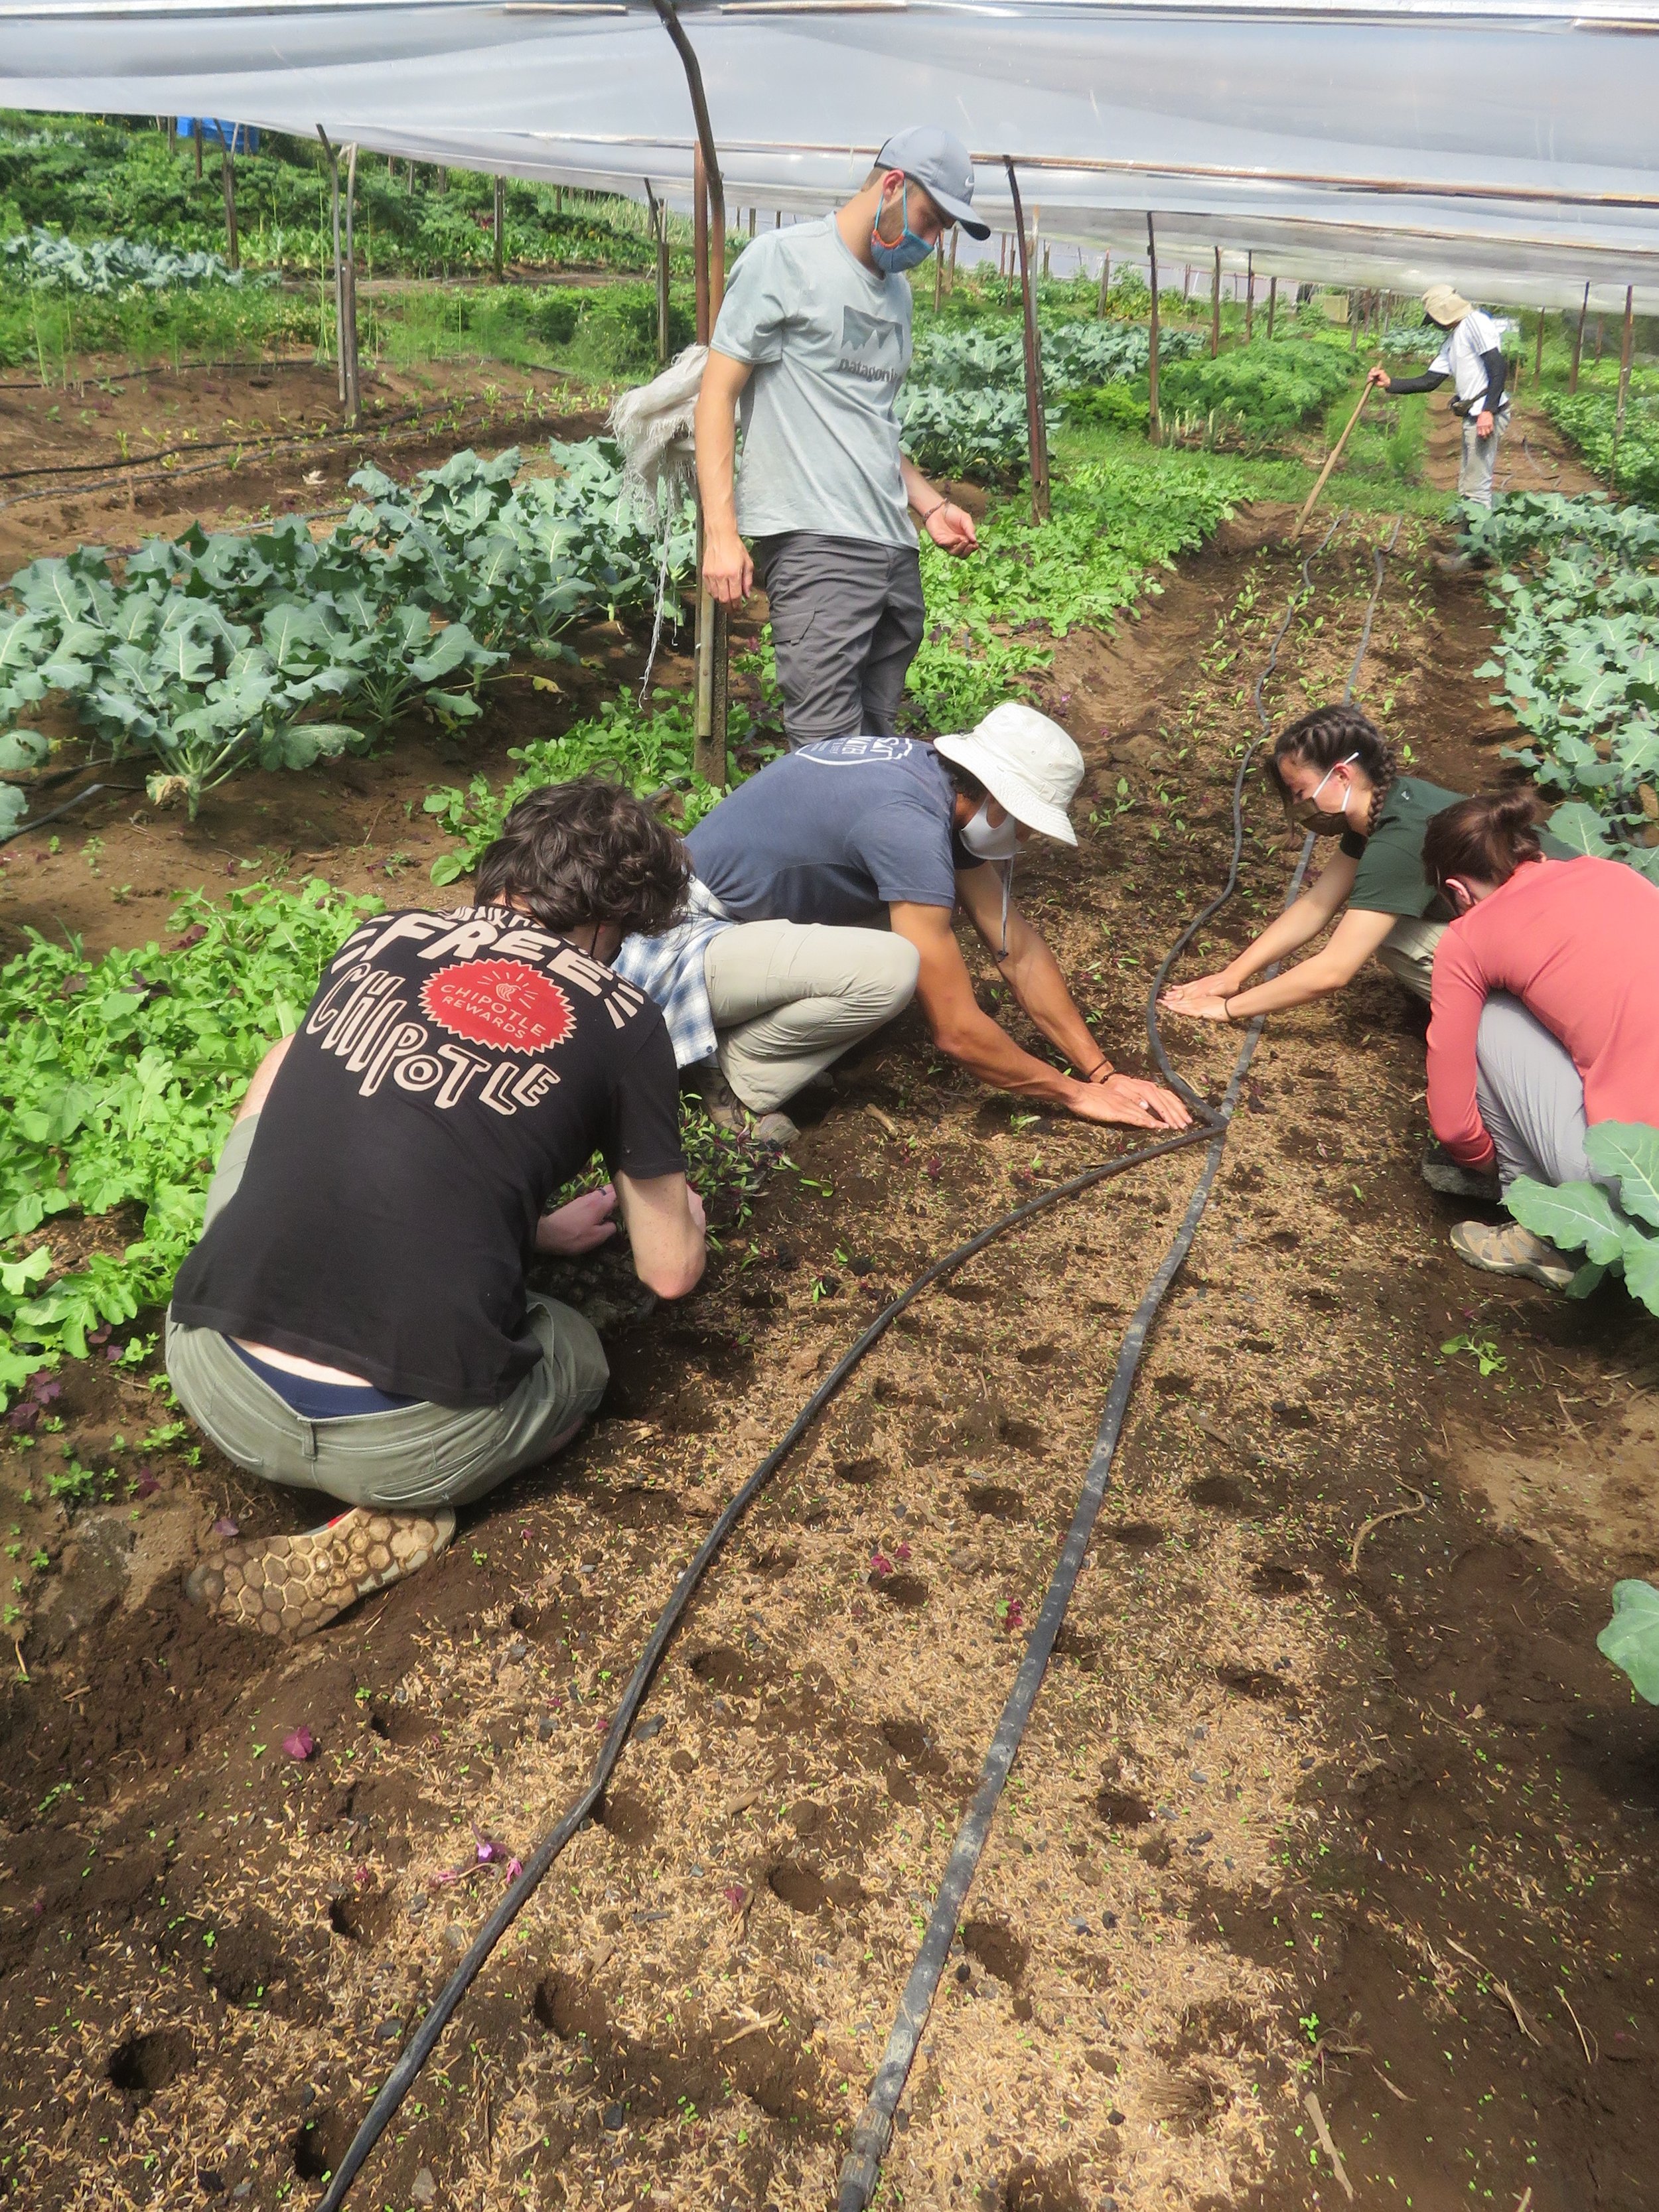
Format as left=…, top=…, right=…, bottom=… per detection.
left=473, top=779, right=689, bottom=940
left=1268, top=704, right=1399, bottom=837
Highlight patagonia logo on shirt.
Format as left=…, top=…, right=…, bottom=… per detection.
left=839, top=306, right=904, bottom=383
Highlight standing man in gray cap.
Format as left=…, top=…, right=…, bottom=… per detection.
left=1368, top=284, right=1510, bottom=510
left=695, top=128, right=991, bottom=748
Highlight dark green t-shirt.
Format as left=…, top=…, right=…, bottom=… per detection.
left=1340, top=778, right=1569, bottom=920
left=1340, top=778, right=1465, bottom=920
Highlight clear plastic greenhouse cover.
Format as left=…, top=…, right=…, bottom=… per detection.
left=5, top=0, right=1659, bottom=309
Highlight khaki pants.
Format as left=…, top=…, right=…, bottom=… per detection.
left=165, top=1117, right=609, bottom=1513
left=1457, top=406, right=1508, bottom=508
left=1374, top=916, right=1445, bottom=1002
left=703, top=921, right=919, bottom=1113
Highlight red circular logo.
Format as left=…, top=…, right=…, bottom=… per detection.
left=420, top=961, right=575, bottom=1054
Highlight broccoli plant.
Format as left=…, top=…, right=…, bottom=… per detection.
left=1504, top=1119, right=1659, bottom=1309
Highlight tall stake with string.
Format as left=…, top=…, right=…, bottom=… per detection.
left=654, top=0, right=728, bottom=788
left=1003, top=159, right=1049, bottom=525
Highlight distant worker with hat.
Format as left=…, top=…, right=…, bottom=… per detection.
left=695, top=128, right=991, bottom=748
left=615, top=705, right=1192, bottom=1136
left=1367, top=285, right=1510, bottom=509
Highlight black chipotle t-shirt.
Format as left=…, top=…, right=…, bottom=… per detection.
left=171, top=904, right=685, bottom=1407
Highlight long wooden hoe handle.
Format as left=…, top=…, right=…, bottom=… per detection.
left=1291, top=378, right=1374, bottom=539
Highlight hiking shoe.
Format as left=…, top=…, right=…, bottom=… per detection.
left=1449, top=1219, right=1575, bottom=1291
left=1421, top=1142, right=1500, bottom=1201
left=185, top=1505, right=456, bottom=1638
left=695, top=1073, right=799, bottom=1150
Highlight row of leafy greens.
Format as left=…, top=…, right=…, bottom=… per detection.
left=0, top=440, right=693, bottom=823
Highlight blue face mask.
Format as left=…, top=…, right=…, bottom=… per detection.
left=870, top=182, right=935, bottom=274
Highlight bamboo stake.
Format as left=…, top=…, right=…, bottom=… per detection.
left=1570, top=279, right=1589, bottom=391
left=1210, top=245, right=1220, bottom=356
left=1146, top=214, right=1161, bottom=447
left=317, top=126, right=346, bottom=407
left=1245, top=251, right=1253, bottom=341
left=493, top=174, right=504, bottom=281
left=1614, top=282, right=1635, bottom=482
left=1291, top=381, right=1372, bottom=537
left=644, top=179, right=669, bottom=365
left=692, top=143, right=709, bottom=344
left=1004, top=157, right=1050, bottom=524
left=948, top=226, right=958, bottom=293
left=1267, top=273, right=1277, bottom=340
left=1096, top=250, right=1110, bottom=317
left=342, top=142, right=361, bottom=427
left=220, top=139, right=240, bottom=270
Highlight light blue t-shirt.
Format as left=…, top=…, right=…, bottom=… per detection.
left=711, top=216, right=915, bottom=549
left=687, top=736, right=958, bottom=924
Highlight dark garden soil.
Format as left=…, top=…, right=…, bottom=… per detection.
left=0, top=444, right=1654, bottom=2212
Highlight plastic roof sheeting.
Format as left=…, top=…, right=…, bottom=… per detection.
left=5, top=0, right=1659, bottom=310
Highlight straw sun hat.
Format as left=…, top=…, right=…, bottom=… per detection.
left=1422, top=284, right=1473, bottom=326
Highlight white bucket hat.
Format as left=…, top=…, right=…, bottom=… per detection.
left=934, top=702, right=1084, bottom=847
left=1422, top=283, right=1473, bottom=327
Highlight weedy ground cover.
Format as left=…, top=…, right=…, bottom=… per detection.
left=1464, top=490, right=1659, bottom=873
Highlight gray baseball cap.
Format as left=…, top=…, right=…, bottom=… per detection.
left=875, top=125, right=990, bottom=240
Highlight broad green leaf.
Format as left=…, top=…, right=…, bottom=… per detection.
left=1618, top=1223, right=1659, bottom=1316
left=0, top=729, right=49, bottom=770
left=1597, top=1580, right=1659, bottom=1704
left=1584, top=1120, right=1659, bottom=1227
left=1542, top=802, right=1617, bottom=856
left=0, top=787, right=25, bottom=835
left=1504, top=1174, right=1627, bottom=1263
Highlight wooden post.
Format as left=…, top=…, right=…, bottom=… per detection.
left=1147, top=213, right=1161, bottom=447
left=948, top=226, right=958, bottom=294
left=1210, top=245, right=1220, bottom=357
left=317, top=126, right=346, bottom=407
left=934, top=237, right=944, bottom=313
left=1245, top=251, right=1254, bottom=341
left=1615, top=282, right=1635, bottom=480
left=342, top=143, right=361, bottom=426
left=493, top=174, right=504, bottom=281
left=1570, top=280, right=1589, bottom=392
left=1096, top=250, right=1110, bottom=317
left=654, top=0, right=728, bottom=786
left=1004, top=159, right=1050, bottom=525
left=747, top=206, right=756, bottom=238
left=220, top=139, right=240, bottom=270
left=1267, top=273, right=1277, bottom=340
left=644, top=180, right=670, bottom=364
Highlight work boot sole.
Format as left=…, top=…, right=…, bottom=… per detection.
left=185, top=1506, right=456, bottom=1638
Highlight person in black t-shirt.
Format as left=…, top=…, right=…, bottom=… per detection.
left=170, top=781, right=705, bottom=1639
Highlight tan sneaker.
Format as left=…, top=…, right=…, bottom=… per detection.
left=693, top=1073, right=799, bottom=1149
left=184, top=1506, right=456, bottom=1637
left=1449, top=1219, right=1576, bottom=1291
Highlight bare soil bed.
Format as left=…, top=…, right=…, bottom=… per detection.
left=0, top=411, right=1654, bottom=2212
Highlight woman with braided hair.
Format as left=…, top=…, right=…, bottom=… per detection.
left=1162, top=704, right=1485, bottom=1027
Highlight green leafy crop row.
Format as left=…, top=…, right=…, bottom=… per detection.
left=0, top=439, right=693, bottom=819
left=3, top=227, right=257, bottom=293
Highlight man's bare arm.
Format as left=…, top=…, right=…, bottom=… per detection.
left=695, top=350, right=755, bottom=604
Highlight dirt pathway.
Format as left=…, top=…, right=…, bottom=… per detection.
left=0, top=506, right=1654, bottom=2212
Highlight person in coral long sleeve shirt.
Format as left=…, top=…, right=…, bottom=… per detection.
left=1423, top=791, right=1659, bottom=1288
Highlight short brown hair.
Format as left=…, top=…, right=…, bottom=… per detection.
left=1422, top=787, right=1544, bottom=892
left=474, top=779, right=689, bottom=939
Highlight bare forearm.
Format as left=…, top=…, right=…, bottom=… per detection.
left=901, top=453, right=942, bottom=518
left=1214, top=895, right=1334, bottom=986
left=1222, top=955, right=1348, bottom=1020
left=695, top=393, right=739, bottom=535
left=1001, top=941, right=1106, bottom=1073
left=934, top=1000, right=1091, bottom=1106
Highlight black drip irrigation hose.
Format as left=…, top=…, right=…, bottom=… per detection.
left=0, top=781, right=108, bottom=847
left=313, top=512, right=1391, bottom=2212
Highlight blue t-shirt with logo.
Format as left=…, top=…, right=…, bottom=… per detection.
left=687, top=736, right=959, bottom=924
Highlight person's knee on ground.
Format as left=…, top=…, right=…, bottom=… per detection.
left=710, top=930, right=919, bottom=1120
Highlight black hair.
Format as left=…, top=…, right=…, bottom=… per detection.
left=1269, top=703, right=1399, bottom=838
left=1422, top=788, right=1545, bottom=892
left=473, top=778, right=689, bottom=940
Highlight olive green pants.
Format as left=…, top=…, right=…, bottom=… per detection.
left=165, top=1116, right=609, bottom=1512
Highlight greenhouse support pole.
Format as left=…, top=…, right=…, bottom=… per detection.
left=1614, top=283, right=1635, bottom=480
left=220, top=140, right=240, bottom=271
left=1245, top=251, right=1253, bottom=341
left=1210, top=245, right=1220, bottom=356
left=692, top=145, right=709, bottom=344
left=1267, top=274, right=1277, bottom=341
left=317, top=127, right=346, bottom=407
left=1570, top=281, right=1589, bottom=391
left=654, top=0, right=729, bottom=788
left=493, top=174, right=504, bottom=281
left=1147, top=214, right=1161, bottom=447
left=343, top=143, right=362, bottom=427
left=1003, top=159, right=1050, bottom=525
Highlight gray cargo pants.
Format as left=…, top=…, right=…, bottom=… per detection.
left=1475, top=991, right=1593, bottom=1193
left=1457, top=403, right=1510, bottom=508
left=755, top=531, right=926, bottom=748
left=165, top=1116, right=609, bottom=1511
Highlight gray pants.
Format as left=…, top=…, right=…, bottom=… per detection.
left=755, top=531, right=926, bottom=748
left=1475, top=992, right=1591, bottom=1192
left=1457, top=405, right=1509, bottom=508
left=165, top=1117, right=609, bottom=1511
left=703, top=921, right=919, bottom=1113
left=1375, top=915, right=1446, bottom=1002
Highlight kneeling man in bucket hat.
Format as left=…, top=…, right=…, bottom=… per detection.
left=614, top=705, right=1190, bottom=1136
left=1367, top=285, right=1510, bottom=511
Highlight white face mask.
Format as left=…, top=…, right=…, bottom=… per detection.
left=959, top=797, right=1021, bottom=861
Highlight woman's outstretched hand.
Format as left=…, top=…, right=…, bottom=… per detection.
left=1161, top=971, right=1238, bottom=1022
